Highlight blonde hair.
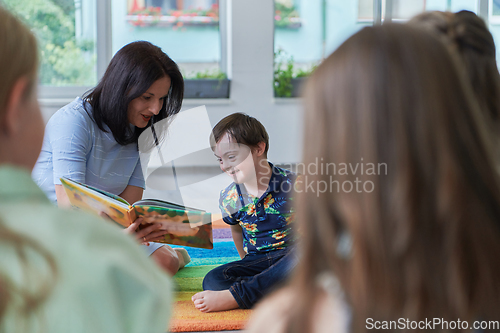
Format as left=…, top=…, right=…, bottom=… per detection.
left=287, top=24, right=500, bottom=332
left=0, top=6, right=57, bottom=329
left=0, top=5, right=38, bottom=113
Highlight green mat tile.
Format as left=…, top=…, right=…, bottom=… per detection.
left=174, top=265, right=220, bottom=292
left=188, top=257, right=240, bottom=266
left=175, top=265, right=220, bottom=278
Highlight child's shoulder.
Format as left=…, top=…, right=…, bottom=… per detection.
left=219, top=182, right=239, bottom=200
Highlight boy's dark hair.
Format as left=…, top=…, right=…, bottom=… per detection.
left=83, top=41, right=184, bottom=145
left=211, top=113, right=269, bottom=155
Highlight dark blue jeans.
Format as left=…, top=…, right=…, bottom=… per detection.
left=202, top=247, right=297, bottom=309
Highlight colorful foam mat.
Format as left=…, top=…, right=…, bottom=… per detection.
left=169, top=218, right=252, bottom=332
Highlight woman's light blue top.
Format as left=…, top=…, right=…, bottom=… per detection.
left=32, top=97, right=145, bottom=203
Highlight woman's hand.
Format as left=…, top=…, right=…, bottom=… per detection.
left=124, top=219, right=164, bottom=245
left=99, top=212, right=163, bottom=245
left=132, top=216, right=201, bottom=243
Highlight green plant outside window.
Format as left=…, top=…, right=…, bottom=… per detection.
left=3, top=0, right=97, bottom=86
left=274, top=49, right=317, bottom=97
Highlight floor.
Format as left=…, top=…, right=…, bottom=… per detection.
left=148, top=166, right=266, bottom=333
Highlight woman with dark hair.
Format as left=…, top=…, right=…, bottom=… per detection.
left=247, top=24, right=500, bottom=332
left=409, top=10, right=500, bottom=139
left=32, top=41, right=189, bottom=275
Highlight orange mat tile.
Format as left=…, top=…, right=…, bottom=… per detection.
left=169, top=292, right=252, bottom=332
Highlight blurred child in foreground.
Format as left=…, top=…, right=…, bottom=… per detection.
left=0, top=6, right=172, bottom=332
left=248, top=24, right=500, bottom=333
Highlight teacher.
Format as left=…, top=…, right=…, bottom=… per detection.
left=32, top=41, right=189, bottom=275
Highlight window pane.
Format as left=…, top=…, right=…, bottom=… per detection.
left=274, top=0, right=371, bottom=97
left=358, top=0, right=373, bottom=20
left=392, top=0, right=425, bottom=19
left=490, top=1, right=500, bottom=66
left=116, top=0, right=222, bottom=79
left=358, top=0, right=426, bottom=21
left=494, top=0, right=500, bottom=16
left=425, top=0, right=476, bottom=12
left=448, top=0, right=476, bottom=12
left=3, top=0, right=97, bottom=86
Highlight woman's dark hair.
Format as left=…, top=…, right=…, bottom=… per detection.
left=83, top=41, right=184, bottom=145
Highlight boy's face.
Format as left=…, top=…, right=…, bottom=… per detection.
left=214, top=133, right=257, bottom=185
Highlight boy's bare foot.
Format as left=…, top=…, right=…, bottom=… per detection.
left=191, top=290, right=239, bottom=312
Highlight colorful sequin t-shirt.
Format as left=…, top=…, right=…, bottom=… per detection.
left=219, top=163, right=296, bottom=255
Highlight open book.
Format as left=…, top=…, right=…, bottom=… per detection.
left=60, top=177, right=213, bottom=249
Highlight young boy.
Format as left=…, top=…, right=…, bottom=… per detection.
left=191, top=112, right=297, bottom=312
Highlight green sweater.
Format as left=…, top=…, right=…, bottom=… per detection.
left=0, top=165, right=172, bottom=333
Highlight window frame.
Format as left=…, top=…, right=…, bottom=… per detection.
left=39, top=0, right=229, bottom=101
left=357, top=0, right=427, bottom=23
left=488, top=0, right=499, bottom=24
left=359, top=0, right=489, bottom=24
left=38, top=0, right=109, bottom=100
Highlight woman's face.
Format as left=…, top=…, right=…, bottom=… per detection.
left=127, top=76, right=171, bottom=128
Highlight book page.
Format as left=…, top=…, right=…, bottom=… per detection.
left=134, top=198, right=204, bottom=212
left=134, top=205, right=213, bottom=249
